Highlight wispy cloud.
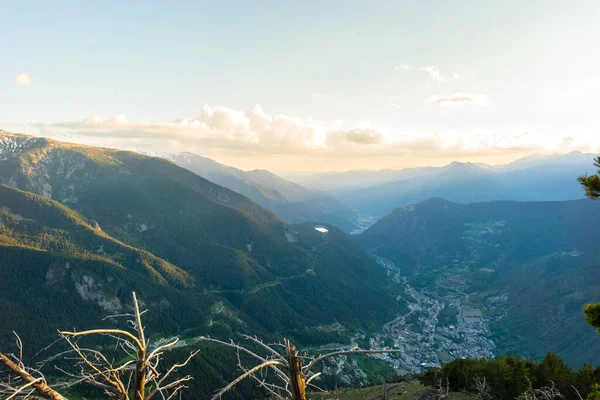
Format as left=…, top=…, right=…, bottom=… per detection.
left=395, top=64, right=465, bottom=82
left=394, top=64, right=414, bottom=71
left=427, top=93, right=489, bottom=106
left=343, top=129, right=384, bottom=145
left=16, top=73, right=31, bottom=87
left=419, top=66, right=447, bottom=82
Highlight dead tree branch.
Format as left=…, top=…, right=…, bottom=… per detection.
left=473, top=375, right=493, bottom=400
left=517, top=379, right=565, bottom=400
left=55, top=291, right=197, bottom=400
left=0, top=346, right=66, bottom=400
left=202, top=335, right=401, bottom=400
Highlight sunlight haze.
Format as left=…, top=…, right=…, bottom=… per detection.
left=2, top=0, right=599, bottom=172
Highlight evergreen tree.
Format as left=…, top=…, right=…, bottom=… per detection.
left=580, top=157, right=600, bottom=399
left=580, top=157, right=600, bottom=333
left=584, top=303, right=600, bottom=334
left=579, top=156, right=600, bottom=198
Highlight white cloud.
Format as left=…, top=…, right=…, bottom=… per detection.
left=427, top=93, right=490, bottom=106
left=396, top=64, right=467, bottom=82
left=420, top=66, right=447, bottom=82
left=34, top=103, right=577, bottom=160
left=394, top=64, right=414, bottom=71
left=43, top=105, right=332, bottom=154
left=16, top=73, right=32, bottom=87
left=394, top=64, right=452, bottom=82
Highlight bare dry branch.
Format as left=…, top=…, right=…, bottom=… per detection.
left=572, top=385, right=584, bottom=400
left=5, top=377, right=43, bottom=400
left=47, top=292, right=197, bottom=400
left=517, top=379, right=564, bottom=400
left=12, top=333, right=23, bottom=368
left=0, top=352, right=66, bottom=400
left=305, top=372, right=321, bottom=385
left=60, top=329, right=144, bottom=353
left=303, top=348, right=401, bottom=374
left=242, top=335, right=285, bottom=360
left=473, top=375, right=493, bottom=400
left=210, top=360, right=283, bottom=400
left=145, top=350, right=199, bottom=400
left=206, top=336, right=402, bottom=400
left=198, top=337, right=289, bottom=382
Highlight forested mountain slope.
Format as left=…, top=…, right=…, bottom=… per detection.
left=156, top=152, right=360, bottom=232
left=0, top=184, right=191, bottom=286
left=0, top=131, right=396, bottom=351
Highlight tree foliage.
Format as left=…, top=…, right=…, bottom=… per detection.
left=420, top=353, right=600, bottom=400
left=580, top=157, right=600, bottom=400
left=584, top=304, right=600, bottom=335
left=578, top=156, right=600, bottom=199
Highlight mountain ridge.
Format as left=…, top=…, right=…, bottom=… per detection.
left=0, top=130, right=397, bottom=352
left=340, top=154, right=599, bottom=216
left=150, top=150, right=361, bottom=232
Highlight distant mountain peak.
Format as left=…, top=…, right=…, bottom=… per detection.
left=144, top=150, right=359, bottom=232
left=421, top=196, right=454, bottom=205
left=439, top=161, right=488, bottom=179
left=414, top=197, right=458, bottom=210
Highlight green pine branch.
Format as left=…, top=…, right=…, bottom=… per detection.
left=578, top=156, right=600, bottom=199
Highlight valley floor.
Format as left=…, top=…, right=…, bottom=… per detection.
left=309, top=255, right=500, bottom=381
left=368, top=255, right=497, bottom=372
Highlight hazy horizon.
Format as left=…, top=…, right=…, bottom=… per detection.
left=3, top=129, right=598, bottom=175
left=2, top=0, right=599, bottom=172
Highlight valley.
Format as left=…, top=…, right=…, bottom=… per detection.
left=358, top=197, right=600, bottom=367
left=370, top=256, right=497, bottom=373
left=3, top=5, right=600, bottom=397
left=312, top=254, right=499, bottom=381
left=1, top=130, right=599, bottom=398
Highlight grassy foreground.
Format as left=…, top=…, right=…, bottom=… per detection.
left=308, top=381, right=475, bottom=400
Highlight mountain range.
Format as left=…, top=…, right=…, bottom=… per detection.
left=151, top=152, right=361, bottom=232
left=288, top=152, right=598, bottom=197
left=145, top=150, right=598, bottom=230
left=0, top=130, right=396, bottom=352
left=1, top=128, right=599, bottom=388
left=294, top=152, right=598, bottom=217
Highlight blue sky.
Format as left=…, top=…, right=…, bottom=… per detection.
left=2, top=0, right=599, bottom=171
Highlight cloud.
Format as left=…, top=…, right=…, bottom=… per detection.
left=395, top=64, right=466, bottom=82
left=420, top=66, right=447, bottom=82
left=16, top=73, right=31, bottom=87
left=42, top=105, right=332, bottom=154
left=343, top=129, right=384, bottom=144
left=394, top=64, right=414, bottom=71
left=427, top=93, right=489, bottom=106
left=37, top=104, right=580, bottom=160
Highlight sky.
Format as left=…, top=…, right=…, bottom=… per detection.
left=1, top=0, right=599, bottom=173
